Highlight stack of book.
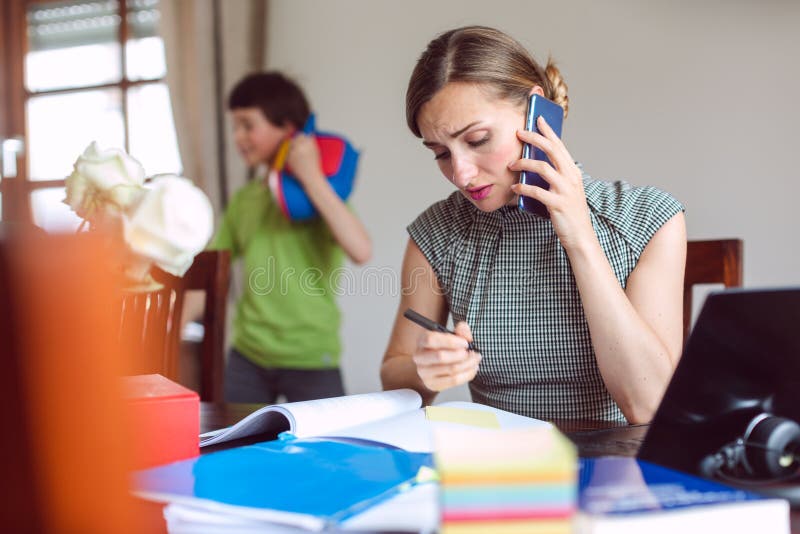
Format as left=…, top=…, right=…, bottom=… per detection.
left=434, top=425, right=578, bottom=534
left=132, top=390, right=555, bottom=532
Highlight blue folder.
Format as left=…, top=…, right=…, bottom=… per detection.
left=579, top=456, right=782, bottom=514
left=132, top=437, right=433, bottom=529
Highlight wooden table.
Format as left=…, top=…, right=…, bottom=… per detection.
left=200, top=402, right=800, bottom=532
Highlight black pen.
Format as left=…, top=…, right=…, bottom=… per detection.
left=403, top=308, right=477, bottom=351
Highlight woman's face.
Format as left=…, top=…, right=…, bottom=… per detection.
left=417, top=82, right=527, bottom=211
left=231, top=107, right=292, bottom=168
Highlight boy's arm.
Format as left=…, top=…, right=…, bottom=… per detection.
left=286, top=134, right=372, bottom=265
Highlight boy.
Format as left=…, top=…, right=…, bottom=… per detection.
left=211, top=72, right=371, bottom=403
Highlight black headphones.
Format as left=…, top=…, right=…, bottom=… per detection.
left=700, top=412, right=800, bottom=484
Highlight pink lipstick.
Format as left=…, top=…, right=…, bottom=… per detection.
left=468, top=185, right=492, bottom=201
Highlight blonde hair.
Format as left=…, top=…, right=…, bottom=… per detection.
left=405, top=26, right=569, bottom=137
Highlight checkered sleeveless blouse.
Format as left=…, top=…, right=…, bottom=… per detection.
left=408, top=175, right=684, bottom=422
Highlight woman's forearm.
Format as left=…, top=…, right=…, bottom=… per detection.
left=565, top=235, right=680, bottom=423
left=380, top=353, right=438, bottom=406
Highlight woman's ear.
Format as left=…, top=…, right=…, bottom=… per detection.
left=528, top=85, right=545, bottom=97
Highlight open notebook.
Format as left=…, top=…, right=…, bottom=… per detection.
left=199, top=388, right=547, bottom=452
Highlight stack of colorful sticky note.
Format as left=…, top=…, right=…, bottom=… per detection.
left=434, top=425, right=577, bottom=534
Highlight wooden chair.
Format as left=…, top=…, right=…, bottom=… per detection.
left=121, top=249, right=230, bottom=401
left=683, top=239, right=743, bottom=341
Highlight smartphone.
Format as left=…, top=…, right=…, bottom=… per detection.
left=518, top=94, right=564, bottom=218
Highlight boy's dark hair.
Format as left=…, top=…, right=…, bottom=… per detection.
left=228, top=72, right=310, bottom=130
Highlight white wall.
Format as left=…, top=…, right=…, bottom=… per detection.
left=259, top=0, right=800, bottom=397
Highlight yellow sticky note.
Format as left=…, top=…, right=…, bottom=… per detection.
left=425, top=406, right=500, bottom=428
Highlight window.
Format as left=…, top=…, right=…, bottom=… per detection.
left=12, top=0, right=181, bottom=231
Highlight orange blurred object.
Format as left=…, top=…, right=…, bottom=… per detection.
left=0, top=231, right=144, bottom=533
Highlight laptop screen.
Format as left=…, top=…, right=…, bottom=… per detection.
left=637, top=287, right=800, bottom=476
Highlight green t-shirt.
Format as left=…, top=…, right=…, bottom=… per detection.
left=210, top=179, right=344, bottom=369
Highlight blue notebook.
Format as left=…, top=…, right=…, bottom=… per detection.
left=577, top=456, right=789, bottom=534
left=132, top=437, right=434, bottom=531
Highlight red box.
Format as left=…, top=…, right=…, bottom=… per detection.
left=122, top=374, right=199, bottom=470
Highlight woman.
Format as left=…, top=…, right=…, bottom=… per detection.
left=381, top=26, right=686, bottom=424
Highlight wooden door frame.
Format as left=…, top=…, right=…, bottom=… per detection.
left=0, top=0, right=31, bottom=223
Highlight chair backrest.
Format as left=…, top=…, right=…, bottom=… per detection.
left=683, top=239, right=743, bottom=341
left=119, top=285, right=180, bottom=379
left=122, top=249, right=230, bottom=401
left=175, top=249, right=231, bottom=402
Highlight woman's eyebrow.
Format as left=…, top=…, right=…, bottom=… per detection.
left=422, top=121, right=481, bottom=148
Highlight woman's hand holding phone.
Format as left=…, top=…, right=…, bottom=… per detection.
left=511, top=116, right=594, bottom=252
left=411, top=321, right=481, bottom=392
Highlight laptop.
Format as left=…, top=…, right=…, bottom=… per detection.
left=567, top=288, right=800, bottom=466
left=637, top=287, right=800, bottom=504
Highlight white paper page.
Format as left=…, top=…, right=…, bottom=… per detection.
left=322, top=400, right=550, bottom=453
left=340, top=483, right=438, bottom=533
left=165, top=504, right=321, bottom=534
left=165, top=487, right=441, bottom=534
left=146, top=493, right=325, bottom=531
left=199, top=407, right=293, bottom=446
left=322, top=409, right=432, bottom=452
left=288, top=388, right=422, bottom=438
left=200, top=389, right=422, bottom=447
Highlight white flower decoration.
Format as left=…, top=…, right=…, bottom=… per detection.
left=63, top=141, right=146, bottom=222
left=122, top=174, right=214, bottom=277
